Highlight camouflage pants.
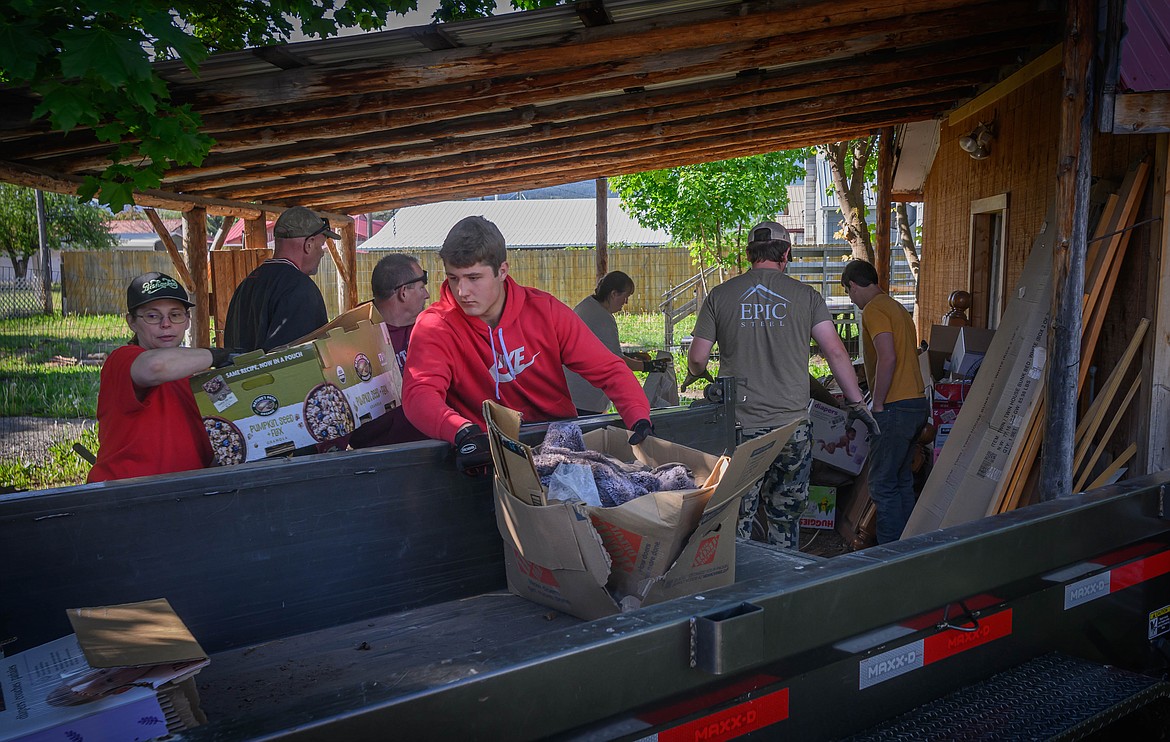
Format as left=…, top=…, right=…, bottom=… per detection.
left=736, top=419, right=813, bottom=549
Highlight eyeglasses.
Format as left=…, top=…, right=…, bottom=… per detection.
left=394, top=270, right=427, bottom=291
left=135, top=309, right=190, bottom=325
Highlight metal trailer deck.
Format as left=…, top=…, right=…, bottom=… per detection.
left=3, top=381, right=1170, bottom=739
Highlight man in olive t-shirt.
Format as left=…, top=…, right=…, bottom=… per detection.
left=688, top=222, right=873, bottom=549
left=842, top=259, right=927, bottom=544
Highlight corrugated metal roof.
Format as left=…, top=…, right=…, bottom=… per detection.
left=361, top=199, right=669, bottom=250
left=1119, top=0, right=1170, bottom=92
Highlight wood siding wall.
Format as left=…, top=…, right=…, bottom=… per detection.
left=921, top=67, right=1158, bottom=341
left=920, top=65, right=1163, bottom=475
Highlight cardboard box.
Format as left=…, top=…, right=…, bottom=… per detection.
left=931, top=381, right=972, bottom=428
left=0, top=599, right=207, bottom=742
left=809, top=400, right=871, bottom=475
left=933, top=423, right=954, bottom=464
left=949, top=326, right=995, bottom=379
left=927, top=325, right=995, bottom=382
left=486, top=401, right=794, bottom=620
left=191, top=305, right=401, bottom=464
left=800, top=485, right=837, bottom=530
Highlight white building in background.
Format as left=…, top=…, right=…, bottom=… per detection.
left=360, top=198, right=670, bottom=250
left=780, top=155, right=921, bottom=247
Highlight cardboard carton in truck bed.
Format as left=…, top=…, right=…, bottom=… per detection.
left=485, top=400, right=793, bottom=619
left=191, top=306, right=401, bottom=465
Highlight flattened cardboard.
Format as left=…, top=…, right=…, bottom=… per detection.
left=906, top=217, right=1054, bottom=536
left=486, top=400, right=793, bottom=619
left=67, top=598, right=206, bottom=669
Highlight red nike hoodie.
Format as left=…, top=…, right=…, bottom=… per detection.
left=402, top=276, right=651, bottom=443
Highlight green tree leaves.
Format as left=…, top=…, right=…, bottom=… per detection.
left=6, top=0, right=558, bottom=211
left=613, top=151, right=810, bottom=271
left=0, top=184, right=117, bottom=277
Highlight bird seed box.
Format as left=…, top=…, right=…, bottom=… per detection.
left=190, top=307, right=401, bottom=465
left=485, top=400, right=793, bottom=620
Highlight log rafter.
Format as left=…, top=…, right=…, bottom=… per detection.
left=0, top=0, right=1063, bottom=214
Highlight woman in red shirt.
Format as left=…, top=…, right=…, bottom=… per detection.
left=88, top=272, right=229, bottom=483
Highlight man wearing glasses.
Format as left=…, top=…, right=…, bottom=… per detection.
left=349, top=254, right=430, bottom=448
left=88, top=272, right=233, bottom=482
left=223, top=206, right=338, bottom=353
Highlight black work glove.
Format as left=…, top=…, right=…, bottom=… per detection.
left=209, top=347, right=235, bottom=368
left=844, top=399, right=880, bottom=437
left=453, top=425, right=493, bottom=476
left=643, top=357, right=672, bottom=373
left=681, top=369, right=715, bottom=391
left=645, top=355, right=673, bottom=372
left=628, top=418, right=654, bottom=446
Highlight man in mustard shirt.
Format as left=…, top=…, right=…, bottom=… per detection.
left=842, top=260, right=928, bottom=543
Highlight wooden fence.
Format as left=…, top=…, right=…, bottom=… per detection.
left=62, top=244, right=918, bottom=332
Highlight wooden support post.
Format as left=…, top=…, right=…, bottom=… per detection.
left=875, top=127, right=894, bottom=291
left=1143, top=136, right=1170, bottom=475
left=211, top=215, right=236, bottom=251
left=1041, top=0, right=1095, bottom=502
left=143, top=208, right=195, bottom=289
left=596, top=177, right=608, bottom=280
left=244, top=214, right=268, bottom=250
left=184, top=207, right=210, bottom=348
left=339, top=220, right=359, bottom=311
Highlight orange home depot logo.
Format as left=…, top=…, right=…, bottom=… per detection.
left=590, top=517, right=643, bottom=573
left=693, top=534, right=720, bottom=567
left=513, top=549, right=559, bottom=587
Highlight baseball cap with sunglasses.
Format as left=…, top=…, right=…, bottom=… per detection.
left=273, top=206, right=341, bottom=239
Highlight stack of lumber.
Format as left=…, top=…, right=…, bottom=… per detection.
left=903, top=158, right=1150, bottom=538
left=990, top=158, right=1150, bottom=514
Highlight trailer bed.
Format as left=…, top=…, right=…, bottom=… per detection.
left=193, top=541, right=816, bottom=734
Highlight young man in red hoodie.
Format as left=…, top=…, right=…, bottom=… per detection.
left=402, top=216, right=653, bottom=470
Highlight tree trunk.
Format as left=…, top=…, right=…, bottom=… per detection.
left=823, top=139, right=875, bottom=263
left=895, top=202, right=920, bottom=284
left=11, top=253, right=29, bottom=279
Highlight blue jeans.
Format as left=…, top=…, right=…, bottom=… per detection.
left=868, top=397, right=929, bottom=544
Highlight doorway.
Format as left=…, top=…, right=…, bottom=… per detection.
left=968, top=194, right=1009, bottom=329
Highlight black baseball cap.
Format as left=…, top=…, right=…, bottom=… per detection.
left=127, top=272, right=194, bottom=312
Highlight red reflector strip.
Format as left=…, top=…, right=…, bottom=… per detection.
left=654, top=688, right=789, bottom=742
left=1065, top=550, right=1170, bottom=610
left=1111, top=550, right=1170, bottom=592
left=923, top=609, right=1013, bottom=664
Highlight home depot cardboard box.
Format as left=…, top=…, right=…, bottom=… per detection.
left=0, top=599, right=207, bottom=742
left=809, top=400, right=871, bottom=475
left=191, top=305, right=401, bottom=465
left=800, top=485, right=837, bottom=530
left=486, top=401, right=794, bottom=620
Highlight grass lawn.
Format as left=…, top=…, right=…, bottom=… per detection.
left=0, top=312, right=126, bottom=417
left=0, top=311, right=847, bottom=491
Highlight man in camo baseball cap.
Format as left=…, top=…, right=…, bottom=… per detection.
left=272, top=206, right=340, bottom=239
left=127, top=271, right=194, bottom=313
